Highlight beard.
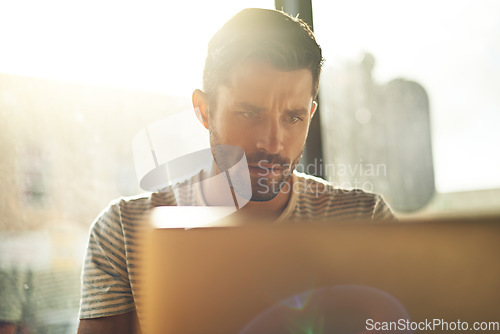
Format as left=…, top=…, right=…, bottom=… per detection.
left=246, top=151, right=302, bottom=201
left=210, top=127, right=303, bottom=202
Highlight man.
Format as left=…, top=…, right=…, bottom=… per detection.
left=77, top=8, right=396, bottom=334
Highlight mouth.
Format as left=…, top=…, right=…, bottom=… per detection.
left=248, top=164, right=287, bottom=177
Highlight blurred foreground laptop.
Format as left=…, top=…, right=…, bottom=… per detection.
left=140, top=208, right=500, bottom=334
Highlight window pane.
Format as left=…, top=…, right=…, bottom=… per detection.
left=313, top=0, right=500, bottom=212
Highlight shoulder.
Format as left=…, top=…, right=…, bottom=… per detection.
left=92, top=170, right=202, bottom=232
left=91, top=191, right=178, bottom=232
left=292, top=171, right=380, bottom=209
left=291, top=171, right=335, bottom=195
left=290, top=171, right=397, bottom=222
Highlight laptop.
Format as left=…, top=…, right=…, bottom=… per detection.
left=140, top=208, right=500, bottom=334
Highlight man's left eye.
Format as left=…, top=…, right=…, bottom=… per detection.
left=289, top=116, right=303, bottom=124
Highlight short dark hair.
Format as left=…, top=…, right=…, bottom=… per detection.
left=203, top=8, right=323, bottom=108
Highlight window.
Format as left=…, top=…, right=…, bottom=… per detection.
left=313, top=0, right=500, bottom=216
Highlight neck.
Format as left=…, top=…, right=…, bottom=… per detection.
left=236, top=182, right=291, bottom=220
left=200, top=163, right=292, bottom=220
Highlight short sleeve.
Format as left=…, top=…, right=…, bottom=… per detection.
left=79, top=201, right=135, bottom=319
left=0, top=270, right=28, bottom=323
left=372, top=194, right=398, bottom=223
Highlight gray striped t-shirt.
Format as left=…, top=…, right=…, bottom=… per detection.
left=79, top=171, right=396, bottom=320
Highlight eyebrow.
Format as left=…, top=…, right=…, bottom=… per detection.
left=237, top=102, right=309, bottom=116
left=237, top=102, right=266, bottom=113
left=285, top=108, right=309, bottom=116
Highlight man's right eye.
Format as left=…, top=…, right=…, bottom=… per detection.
left=239, top=112, right=259, bottom=120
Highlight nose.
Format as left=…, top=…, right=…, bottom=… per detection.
left=255, top=117, right=284, bottom=154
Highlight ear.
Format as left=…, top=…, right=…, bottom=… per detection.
left=310, top=101, right=318, bottom=119
left=192, top=89, right=210, bottom=129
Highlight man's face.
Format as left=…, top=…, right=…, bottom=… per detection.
left=208, top=60, right=316, bottom=201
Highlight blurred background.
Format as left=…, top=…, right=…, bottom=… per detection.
left=0, top=0, right=499, bottom=332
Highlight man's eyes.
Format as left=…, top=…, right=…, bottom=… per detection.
left=238, top=112, right=303, bottom=124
